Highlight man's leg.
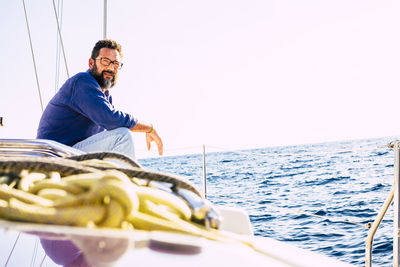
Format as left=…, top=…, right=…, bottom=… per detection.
left=72, top=127, right=135, bottom=159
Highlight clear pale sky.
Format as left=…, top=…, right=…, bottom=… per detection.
left=1, top=1, right=400, bottom=158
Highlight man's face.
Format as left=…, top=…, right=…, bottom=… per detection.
left=89, top=48, right=122, bottom=90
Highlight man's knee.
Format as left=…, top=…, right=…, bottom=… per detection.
left=112, top=127, right=134, bottom=146
left=112, top=127, right=131, bottom=138
left=111, top=127, right=135, bottom=159
left=72, top=127, right=135, bottom=159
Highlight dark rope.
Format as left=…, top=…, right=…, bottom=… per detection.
left=67, top=151, right=142, bottom=168
left=0, top=156, right=201, bottom=196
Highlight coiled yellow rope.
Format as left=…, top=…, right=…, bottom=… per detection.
left=0, top=153, right=310, bottom=263
left=0, top=154, right=217, bottom=237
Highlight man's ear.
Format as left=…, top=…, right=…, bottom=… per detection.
left=89, top=58, right=94, bottom=70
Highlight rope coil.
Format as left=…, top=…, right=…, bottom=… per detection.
left=0, top=153, right=207, bottom=229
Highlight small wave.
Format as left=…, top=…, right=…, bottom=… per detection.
left=250, top=214, right=276, bottom=222
left=330, top=250, right=345, bottom=257
left=333, top=190, right=355, bottom=195
left=370, top=183, right=385, bottom=191
left=258, top=199, right=273, bottom=205
left=336, top=207, right=376, bottom=218
left=259, top=179, right=281, bottom=186
left=373, top=241, right=392, bottom=253
left=219, top=159, right=234, bottom=163
left=314, top=209, right=327, bottom=216
left=282, top=236, right=311, bottom=242
left=264, top=170, right=313, bottom=180
left=304, top=176, right=350, bottom=186
left=372, top=151, right=389, bottom=156
left=358, top=183, right=387, bottom=193
left=292, top=213, right=308, bottom=220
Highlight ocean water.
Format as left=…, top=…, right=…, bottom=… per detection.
left=140, top=137, right=396, bottom=266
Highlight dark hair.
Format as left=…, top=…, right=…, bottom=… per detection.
left=91, top=39, right=123, bottom=59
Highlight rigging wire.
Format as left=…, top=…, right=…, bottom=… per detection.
left=39, top=254, right=46, bottom=267
left=30, top=238, right=38, bottom=267
left=4, top=232, right=21, bottom=267
left=22, top=0, right=44, bottom=112
left=54, top=0, right=64, bottom=93
left=51, top=0, right=69, bottom=78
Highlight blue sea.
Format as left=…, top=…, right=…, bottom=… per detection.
left=140, top=137, right=396, bottom=266
left=0, top=137, right=396, bottom=266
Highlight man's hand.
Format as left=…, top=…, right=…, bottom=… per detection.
left=146, top=129, right=163, bottom=155
left=131, top=122, right=164, bottom=156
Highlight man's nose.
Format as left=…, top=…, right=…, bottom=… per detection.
left=107, top=63, right=116, bottom=71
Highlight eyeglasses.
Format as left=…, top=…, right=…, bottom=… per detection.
left=95, top=57, right=123, bottom=70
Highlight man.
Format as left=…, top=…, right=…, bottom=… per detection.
left=37, top=39, right=163, bottom=159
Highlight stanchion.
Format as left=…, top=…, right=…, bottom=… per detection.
left=394, top=141, right=400, bottom=266
left=202, top=144, right=207, bottom=199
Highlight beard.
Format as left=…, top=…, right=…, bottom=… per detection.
left=90, top=63, right=118, bottom=89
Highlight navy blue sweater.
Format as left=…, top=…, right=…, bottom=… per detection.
left=37, top=70, right=137, bottom=146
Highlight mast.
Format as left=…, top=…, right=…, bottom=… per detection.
left=103, top=0, right=107, bottom=39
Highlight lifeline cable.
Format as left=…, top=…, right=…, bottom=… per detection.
left=138, top=142, right=394, bottom=158
left=205, top=144, right=392, bottom=157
